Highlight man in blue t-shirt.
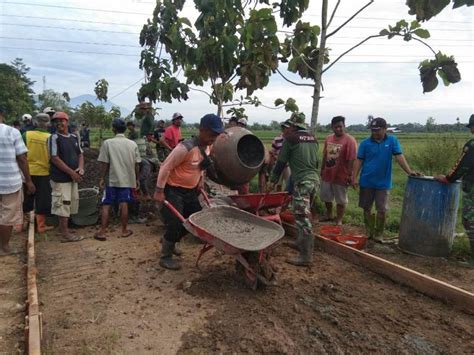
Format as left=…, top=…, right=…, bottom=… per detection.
left=353, top=117, right=419, bottom=242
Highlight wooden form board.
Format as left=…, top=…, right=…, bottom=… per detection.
left=26, top=212, right=41, bottom=355
left=282, top=223, right=474, bottom=315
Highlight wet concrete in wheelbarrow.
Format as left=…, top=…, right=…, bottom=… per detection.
left=34, top=221, right=473, bottom=354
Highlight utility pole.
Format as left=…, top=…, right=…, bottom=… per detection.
left=42, top=76, right=46, bottom=93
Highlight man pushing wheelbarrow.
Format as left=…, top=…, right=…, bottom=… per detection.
left=154, top=114, right=224, bottom=270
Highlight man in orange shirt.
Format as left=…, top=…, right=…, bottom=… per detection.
left=162, top=112, right=183, bottom=150
left=154, top=114, right=224, bottom=270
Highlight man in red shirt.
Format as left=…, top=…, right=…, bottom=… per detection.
left=163, top=112, right=183, bottom=150
left=320, top=116, right=357, bottom=225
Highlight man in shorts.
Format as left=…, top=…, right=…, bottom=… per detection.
left=320, top=116, right=357, bottom=225
left=353, top=117, right=419, bottom=242
left=0, top=106, right=36, bottom=255
left=49, top=112, right=84, bottom=243
left=95, top=119, right=141, bottom=241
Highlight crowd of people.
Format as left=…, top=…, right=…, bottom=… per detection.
left=0, top=104, right=472, bottom=268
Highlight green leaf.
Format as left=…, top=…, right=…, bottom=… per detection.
left=413, top=28, right=430, bottom=39
left=441, top=62, right=461, bottom=83
left=437, top=68, right=450, bottom=86
left=453, top=0, right=473, bottom=9
left=274, top=98, right=285, bottom=106
left=410, top=20, right=421, bottom=30
left=379, top=29, right=390, bottom=36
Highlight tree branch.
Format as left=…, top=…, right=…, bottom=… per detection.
left=411, top=37, right=437, bottom=57
left=276, top=68, right=314, bottom=88
left=327, top=0, right=341, bottom=28
left=322, top=34, right=383, bottom=74
left=292, top=46, right=317, bottom=74
left=326, top=0, right=374, bottom=39
left=189, top=86, right=211, bottom=98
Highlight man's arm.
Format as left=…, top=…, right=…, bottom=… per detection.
left=16, top=154, right=35, bottom=195
left=394, top=154, right=416, bottom=176
left=98, top=161, right=109, bottom=189
left=352, top=159, right=363, bottom=187
left=135, top=163, right=140, bottom=190
left=154, top=145, right=188, bottom=202
left=51, top=156, right=83, bottom=182
left=77, top=153, right=84, bottom=175
left=159, top=135, right=173, bottom=150
left=269, top=142, right=290, bottom=184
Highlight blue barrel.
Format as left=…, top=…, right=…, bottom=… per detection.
left=398, top=176, right=460, bottom=257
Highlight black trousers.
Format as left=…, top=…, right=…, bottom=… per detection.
left=162, top=185, right=201, bottom=243
left=23, top=175, right=52, bottom=214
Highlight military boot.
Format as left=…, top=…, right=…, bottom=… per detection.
left=363, top=213, right=375, bottom=239
left=159, top=240, right=181, bottom=270
left=374, top=215, right=386, bottom=243
left=286, top=236, right=314, bottom=266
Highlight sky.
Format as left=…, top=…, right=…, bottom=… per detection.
left=0, top=0, right=473, bottom=125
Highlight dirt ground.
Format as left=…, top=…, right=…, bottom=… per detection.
left=0, top=230, right=27, bottom=354
left=30, top=219, right=474, bottom=354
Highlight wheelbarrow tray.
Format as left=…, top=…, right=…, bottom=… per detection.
left=185, top=206, right=284, bottom=252
left=228, top=192, right=289, bottom=212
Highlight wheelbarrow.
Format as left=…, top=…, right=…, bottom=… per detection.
left=164, top=201, right=285, bottom=289
left=227, top=192, right=290, bottom=224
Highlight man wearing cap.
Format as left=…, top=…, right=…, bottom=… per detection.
left=435, top=114, right=474, bottom=266
left=269, top=113, right=319, bottom=266
left=20, top=114, right=35, bottom=135
left=95, top=119, right=141, bottom=241
left=48, top=112, right=84, bottom=242
left=266, top=120, right=292, bottom=191
left=22, top=113, right=55, bottom=233
left=154, top=114, right=224, bottom=270
left=43, top=107, right=56, bottom=134
left=151, top=120, right=170, bottom=162
left=0, top=106, right=36, bottom=255
left=320, top=116, right=357, bottom=225
left=353, top=117, right=418, bottom=242
left=163, top=113, right=183, bottom=150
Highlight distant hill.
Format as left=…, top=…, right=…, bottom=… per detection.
left=69, top=94, right=131, bottom=116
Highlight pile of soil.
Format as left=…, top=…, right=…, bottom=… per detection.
left=80, top=148, right=101, bottom=189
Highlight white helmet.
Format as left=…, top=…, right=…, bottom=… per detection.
left=22, top=113, right=32, bottom=122
left=237, top=117, right=248, bottom=127
left=43, top=107, right=55, bottom=115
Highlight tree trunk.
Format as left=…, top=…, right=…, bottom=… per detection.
left=310, top=0, right=328, bottom=133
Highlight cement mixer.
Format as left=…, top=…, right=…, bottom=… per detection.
left=208, top=126, right=265, bottom=187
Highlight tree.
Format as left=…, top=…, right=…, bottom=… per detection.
left=138, top=1, right=299, bottom=116
left=94, top=79, right=109, bottom=103
left=277, top=0, right=470, bottom=130
left=38, top=89, right=70, bottom=113
left=0, top=62, right=35, bottom=121
left=11, top=58, right=35, bottom=96
left=426, top=116, right=436, bottom=132
left=75, top=101, right=120, bottom=144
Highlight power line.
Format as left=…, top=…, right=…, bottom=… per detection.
left=0, top=23, right=139, bottom=34
left=0, top=36, right=140, bottom=48
left=1, top=1, right=150, bottom=16
left=109, top=77, right=144, bottom=100
left=0, top=14, right=141, bottom=27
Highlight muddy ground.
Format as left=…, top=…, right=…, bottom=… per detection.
left=0, top=230, right=26, bottom=354
left=24, top=219, right=473, bottom=354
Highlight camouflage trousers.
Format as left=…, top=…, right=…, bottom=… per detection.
left=462, top=183, right=474, bottom=241
left=291, top=179, right=319, bottom=240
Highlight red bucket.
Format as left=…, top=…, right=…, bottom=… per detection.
left=335, top=235, right=368, bottom=250
left=320, top=225, right=342, bottom=240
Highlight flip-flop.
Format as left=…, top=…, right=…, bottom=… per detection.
left=0, top=248, right=20, bottom=257
left=61, top=235, right=84, bottom=243
left=120, top=230, right=133, bottom=238
left=93, top=234, right=107, bottom=241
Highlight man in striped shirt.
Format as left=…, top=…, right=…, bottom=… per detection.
left=0, top=106, right=35, bottom=256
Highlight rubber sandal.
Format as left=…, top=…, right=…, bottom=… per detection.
left=61, top=235, right=84, bottom=243
left=94, top=234, right=107, bottom=241
left=120, top=230, right=133, bottom=238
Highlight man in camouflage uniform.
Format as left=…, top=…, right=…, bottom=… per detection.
left=436, top=114, right=474, bottom=266
left=269, top=113, right=319, bottom=266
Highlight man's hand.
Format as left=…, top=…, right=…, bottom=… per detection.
left=76, top=167, right=84, bottom=176
left=70, top=171, right=83, bottom=183
left=99, top=178, right=105, bottom=189
left=154, top=190, right=165, bottom=203
left=25, top=181, right=36, bottom=195
left=409, top=171, right=423, bottom=177
left=434, top=175, right=448, bottom=183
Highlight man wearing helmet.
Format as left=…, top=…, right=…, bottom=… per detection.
left=20, top=113, right=35, bottom=135
left=43, top=107, right=56, bottom=134
left=48, top=112, right=84, bottom=242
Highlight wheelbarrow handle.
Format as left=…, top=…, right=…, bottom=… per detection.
left=199, top=188, right=211, bottom=207
left=163, top=200, right=186, bottom=223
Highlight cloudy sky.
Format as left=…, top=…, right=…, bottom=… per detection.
left=1, top=0, right=472, bottom=125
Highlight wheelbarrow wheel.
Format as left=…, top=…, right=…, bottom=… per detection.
left=235, top=252, right=275, bottom=290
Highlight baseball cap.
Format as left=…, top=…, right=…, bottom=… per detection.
left=172, top=112, right=183, bottom=120
left=53, top=112, right=69, bottom=121
left=466, top=114, right=474, bottom=128
left=200, top=114, right=224, bottom=134
left=35, top=113, right=50, bottom=123
left=112, top=118, right=126, bottom=129
left=370, top=117, right=387, bottom=130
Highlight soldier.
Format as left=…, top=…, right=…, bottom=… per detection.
left=268, top=113, right=319, bottom=266
left=436, top=114, right=474, bottom=266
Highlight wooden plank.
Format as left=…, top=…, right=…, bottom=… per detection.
left=26, top=212, right=42, bottom=355
left=282, top=222, right=474, bottom=315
